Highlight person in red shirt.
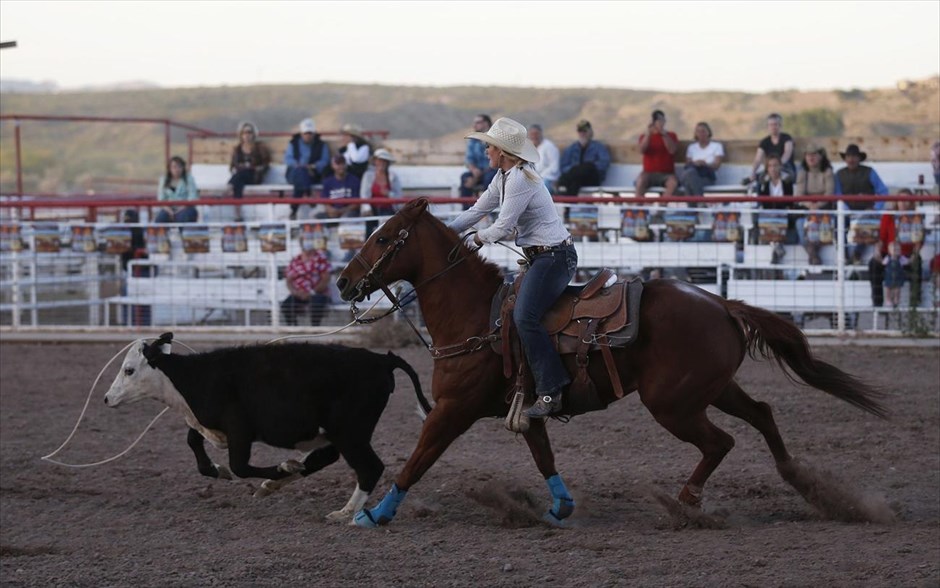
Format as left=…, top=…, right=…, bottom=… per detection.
left=281, top=243, right=332, bottom=326
left=636, top=110, right=679, bottom=198
left=879, top=190, right=920, bottom=259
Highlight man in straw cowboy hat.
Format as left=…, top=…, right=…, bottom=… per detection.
left=448, top=117, right=577, bottom=419
left=339, top=123, right=372, bottom=180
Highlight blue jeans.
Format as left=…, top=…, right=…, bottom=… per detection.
left=286, top=165, right=321, bottom=198
left=154, top=206, right=197, bottom=223
left=281, top=293, right=330, bottom=326
left=459, top=169, right=497, bottom=198
left=514, top=243, right=577, bottom=395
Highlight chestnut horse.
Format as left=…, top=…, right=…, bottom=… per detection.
left=336, top=198, right=887, bottom=528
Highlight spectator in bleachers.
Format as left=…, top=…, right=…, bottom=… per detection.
left=794, top=144, right=835, bottom=265
left=284, top=118, right=331, bottom=220
left=882, top=240, right=908, bottom=309
left=155, top=156, right=198, bottom=223
left=757, top=156, right=796, bottom=264
left=316, top=154, right=361, bottom=219
left=834, top=143, right=889, bottom=264
left=747, top=113, right=795, bottom=184
left=460, top=114, right=496, bottom=201
left=635, top=110, right=679, bottom=198
left=679, top=122, right=724, bottom=197
left=281, top=240, right=332, bottom=326
left=880, top=190, right=923, bottom=307
left=339, top=123, right=372, bottom=180
left=360, top=148, right=402, bottom=217
left=228, top=121, right=271, bottom=222
left=868, top=242, right=886, bottom=307
left=879, top=190, right=919, bottom=259
left=557, top=119, right=611, bottom=196
left=931, top=140, right=940, bottom=187
left=528, top=124, right=560, bottom=193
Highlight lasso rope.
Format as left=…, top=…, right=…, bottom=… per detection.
left=42, top=293, right=391, bottom=469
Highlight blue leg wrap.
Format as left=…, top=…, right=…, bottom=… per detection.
left=354, top=484, right=407, bottom=528
left=546, top=474, right=575, bottom=522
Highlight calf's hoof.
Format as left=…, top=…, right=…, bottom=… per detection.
left=278, top=459, right=305, bottom=474
left=253, top=483, right=274, bottom=498
left=325, top=509, right=353, bottom=523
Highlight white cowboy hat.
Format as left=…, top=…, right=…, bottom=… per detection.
left=341, top=123, right=363, bottom=137
left=465, top=117, right=540, bottom=164
left=372, top=148, right=395, bottom=162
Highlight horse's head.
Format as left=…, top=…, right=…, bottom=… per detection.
left=337, top=198, right=430, bottom=302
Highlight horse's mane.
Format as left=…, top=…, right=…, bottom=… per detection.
left=422, top=209, right=506, bottom=288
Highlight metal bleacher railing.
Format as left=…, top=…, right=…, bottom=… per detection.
left=1, top=195, right=938, bottom=335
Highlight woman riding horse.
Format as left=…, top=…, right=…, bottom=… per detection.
left=336, top=201, right=887, bottom=530
left=448, top=117, right=577, bottom=419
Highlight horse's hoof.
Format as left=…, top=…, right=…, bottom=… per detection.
left=553, top=498, right=575, bottom=520
left=353, top=509, right=379, bottom=528
left=325, top=509, right=352, bottom=523
left=542, top=510, right=570, bottom=528
left=677, top=485, right=703, bottom=509
left=214, top=465, right=232, bottom=480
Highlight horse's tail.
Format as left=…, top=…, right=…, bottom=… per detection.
left=723, top=299, right=888, bottom=419
left=386, top=351, right=433, bottom=419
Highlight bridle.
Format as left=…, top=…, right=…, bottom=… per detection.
left=346, top=216, right=480, bottom=351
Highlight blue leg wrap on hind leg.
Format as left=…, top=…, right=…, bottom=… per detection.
left=546, top=474, right=574, bottom=521
left=354, top=484, right=407, bottom=528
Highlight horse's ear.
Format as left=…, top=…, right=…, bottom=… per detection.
left=404, top=198, right=428, bottom=214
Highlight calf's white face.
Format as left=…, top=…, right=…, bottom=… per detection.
left=104, top=341, right=172, bottom=407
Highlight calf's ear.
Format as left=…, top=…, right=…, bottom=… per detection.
left=155, top=332, right=174, bottom=354
left=143, top=332, right=174, bottom=366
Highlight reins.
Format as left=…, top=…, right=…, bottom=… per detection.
left=346, top=223, right=487, bottom=352
left=346, top=215, right=526, bottom=359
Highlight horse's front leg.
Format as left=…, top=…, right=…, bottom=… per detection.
left=523, top=418, right=575, bottom=525
left=354, top=398, right=476, bottom=528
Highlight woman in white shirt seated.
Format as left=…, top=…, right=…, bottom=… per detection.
left=339, top=123, right=372, bottom=180
left=679, top=122, right=724, bottom=196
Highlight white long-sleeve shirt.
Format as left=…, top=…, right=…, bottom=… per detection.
left=448, top=165, right=570, bottom=247
left=535, top=139, right=561, bottom=182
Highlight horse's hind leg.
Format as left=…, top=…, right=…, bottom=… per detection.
left=523, top=418, right=574, bottom=524
left=651, top=410, right=736, bottom=508
left=712, top=379, right=793, bottom=465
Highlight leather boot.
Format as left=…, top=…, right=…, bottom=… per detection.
left=525, top=392, right=562, bottom=419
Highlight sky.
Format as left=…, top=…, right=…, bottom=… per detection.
left=0, top=0, right=938, bottom=93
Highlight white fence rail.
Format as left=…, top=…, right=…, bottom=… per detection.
left=1, top=201, right=938, bottom=335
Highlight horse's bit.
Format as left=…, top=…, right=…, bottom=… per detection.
left=346, top=219, right=486, bottom=354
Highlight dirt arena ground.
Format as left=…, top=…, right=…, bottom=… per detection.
left=1, top=339, right=938, bottom=587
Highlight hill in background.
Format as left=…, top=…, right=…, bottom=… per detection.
left=1, top=78, right=938, bottom=194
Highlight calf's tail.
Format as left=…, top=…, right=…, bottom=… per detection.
left=387, top=351, right=433, bottom=418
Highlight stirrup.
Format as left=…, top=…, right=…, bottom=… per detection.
left=524, top=393, right=562, bottom=419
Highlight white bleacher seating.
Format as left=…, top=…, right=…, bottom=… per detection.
left=578, top=163, right=750, bottom=196
left=726, top=279, right=872, bottom=312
